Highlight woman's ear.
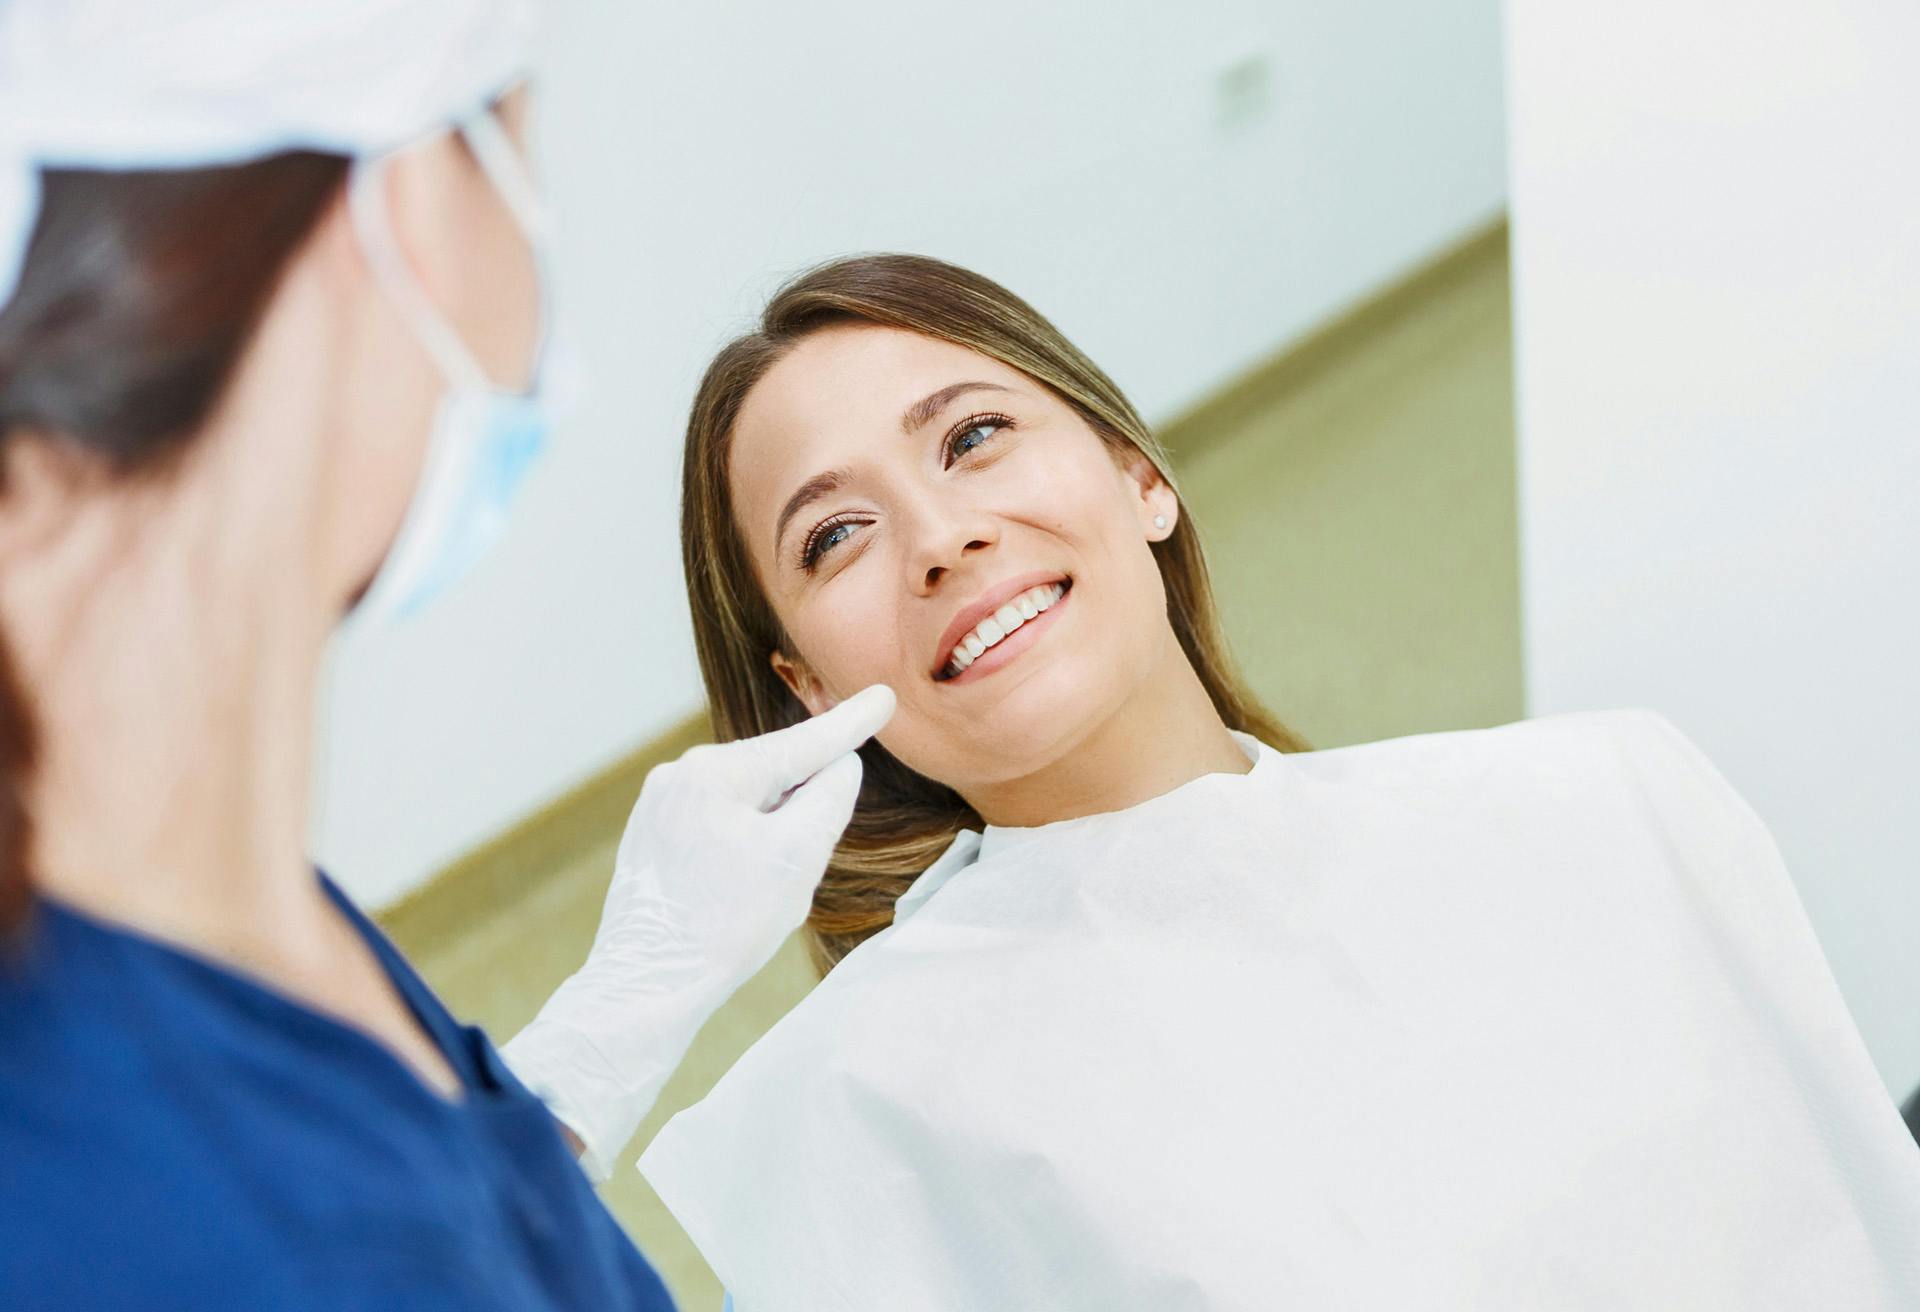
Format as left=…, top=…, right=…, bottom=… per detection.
left=770, top=649, right=839, bottom=716
left=1121, top=451, right=1180, bottom=542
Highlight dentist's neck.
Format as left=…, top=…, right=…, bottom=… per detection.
left=5, top=279, right=353, bottom=975
left=960, top=634, right=1252, bottom=830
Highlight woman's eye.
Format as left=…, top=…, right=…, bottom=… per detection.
left=803, top=519, right=858, bottom=569
left=945, top=416, right=1010, bottom=465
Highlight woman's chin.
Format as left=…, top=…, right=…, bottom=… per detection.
left=903, top=663, right=1128, bottom=794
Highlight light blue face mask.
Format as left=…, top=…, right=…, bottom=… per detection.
left=345, top=107, right=560, bottom=624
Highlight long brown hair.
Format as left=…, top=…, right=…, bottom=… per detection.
left=682, top=254, right=1305, bottom=975
left=0, top=154, right=349, bottom=931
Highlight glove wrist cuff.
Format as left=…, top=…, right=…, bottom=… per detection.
left=500, top=969, right=721, bottom=1181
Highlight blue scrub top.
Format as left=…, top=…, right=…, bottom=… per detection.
left=0, top=876, right=677, bottom=1311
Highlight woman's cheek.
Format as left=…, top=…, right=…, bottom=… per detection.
left=1012, top=445, right=1114, bottom=536
left=800, top=580, right=901, bottom=691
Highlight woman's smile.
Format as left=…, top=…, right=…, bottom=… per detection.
left=933, top=576, right=1072, bottom=684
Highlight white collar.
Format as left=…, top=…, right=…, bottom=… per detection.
left=891, top=829, right=982, bottom=926
left=889, top=731, right=1274, bottom=927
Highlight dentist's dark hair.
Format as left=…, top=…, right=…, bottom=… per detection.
left=681, top=253, right=1306, bottom=975
left=0, top=153, right=349, bottom=932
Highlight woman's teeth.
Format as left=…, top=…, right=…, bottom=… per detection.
left=944, top=583, right=1068, bottom=678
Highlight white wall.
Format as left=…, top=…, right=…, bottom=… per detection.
left=1507, top=1, right=1920, bottom=1092
left=315, top=0, right=1509, bottom=908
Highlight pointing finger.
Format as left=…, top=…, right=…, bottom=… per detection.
left=741, top=685, right=895, bottom=807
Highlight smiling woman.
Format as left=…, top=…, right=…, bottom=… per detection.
left=678, top=253, right=1304, bottom=972
left=658, top=254, right=1920, bottom=1310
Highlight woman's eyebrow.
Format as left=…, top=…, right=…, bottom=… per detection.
left=773, top=468, right=850, bottom=555
left=770, top=383, right=1018, bottom=554
left=899, top=381, right=1015, bottom=435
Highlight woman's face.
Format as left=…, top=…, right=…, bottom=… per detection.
left=728, top=324, right=1181, bottom=793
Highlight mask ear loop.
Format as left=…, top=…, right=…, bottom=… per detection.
left=460, top=107, right=550, bottom=245
left=460, top=105, right=555, bottom=374
left=348, top=148, right=491, bottom=392
left=347, top=104, right=551, bottom=395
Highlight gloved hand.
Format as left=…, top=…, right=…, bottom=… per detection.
left=500, top=684, right=895, bottom=1180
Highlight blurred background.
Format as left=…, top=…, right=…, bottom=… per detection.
left=309, top=1, right=1918, bottom=1304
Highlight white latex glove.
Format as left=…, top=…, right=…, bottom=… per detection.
left=501, top=684, right=895, bottom=1180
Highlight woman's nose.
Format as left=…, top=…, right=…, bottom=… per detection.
left=906, top=498, right=998, bottom=595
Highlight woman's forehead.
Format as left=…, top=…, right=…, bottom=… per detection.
left=742, top=325, right=1021, bottom=432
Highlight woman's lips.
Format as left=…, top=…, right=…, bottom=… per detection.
left=934, top=580, right=1072, bottom=686
left=929, top=569, right=1072, bottom=676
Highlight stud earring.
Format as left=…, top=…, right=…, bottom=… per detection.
left=1153, top=514, right=1169, bottom=531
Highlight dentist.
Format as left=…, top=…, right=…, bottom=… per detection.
left=0, top=2, right=889, bottom=1308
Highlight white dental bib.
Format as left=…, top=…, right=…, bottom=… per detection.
left=642, top=712, right=1920, bottom=1310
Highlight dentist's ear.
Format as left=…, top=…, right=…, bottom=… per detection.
left=771, top=649, right=838, bottom=716
left=0, top=434, right=101, bottom=563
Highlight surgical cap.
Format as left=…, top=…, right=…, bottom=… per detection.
left=0, top=0, right=540, bottom=312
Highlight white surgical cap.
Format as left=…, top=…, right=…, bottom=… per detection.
left=0, top=0, right=539, bottom=312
